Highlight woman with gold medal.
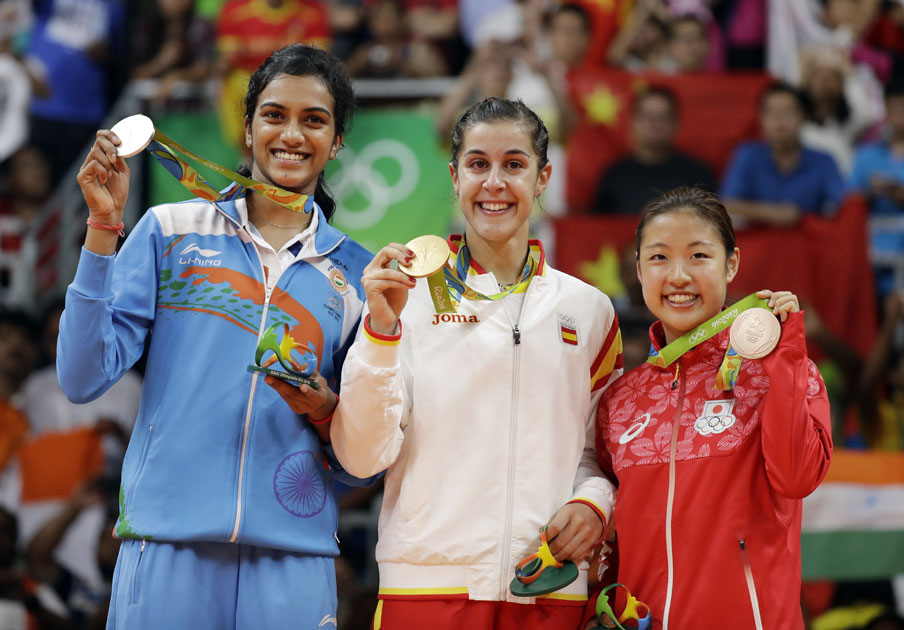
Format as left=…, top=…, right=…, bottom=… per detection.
left=325, top=97, right=624, bottom=628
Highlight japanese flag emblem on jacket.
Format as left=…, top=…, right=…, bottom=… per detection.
left=694, top=399, right=737, bottom=436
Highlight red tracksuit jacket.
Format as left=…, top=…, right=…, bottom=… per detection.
left=596, top=311, right=832, bottom=630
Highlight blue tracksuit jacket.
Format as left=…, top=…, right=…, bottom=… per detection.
left=57, top=190, right=372, bottom=556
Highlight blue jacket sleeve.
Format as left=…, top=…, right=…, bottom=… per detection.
left=57, top=211, right=161, bottom=403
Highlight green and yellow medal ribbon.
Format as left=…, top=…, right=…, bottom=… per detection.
left=147, top=128, right=313, bottom=213
left=425, top=239, right=542, bottom=314
left=646, top=293, right=770, bottom=391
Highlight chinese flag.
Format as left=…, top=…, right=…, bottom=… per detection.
left=566, top=68, right=772, bottom=212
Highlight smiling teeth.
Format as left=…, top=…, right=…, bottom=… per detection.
left=274, top=151, right=305, bottom=161
left=481, top=202, right=510, bottom=211
left=668, top=295, right=696, bottom=303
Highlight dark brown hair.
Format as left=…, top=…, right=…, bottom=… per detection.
left=635, top=186, right=736, bottom=257
left=449, top=98, right=549, bottom=170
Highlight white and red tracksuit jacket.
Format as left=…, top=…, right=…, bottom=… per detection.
left=596, top=311, right=832, bottom=630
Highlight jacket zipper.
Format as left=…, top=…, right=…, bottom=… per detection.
left=129, top=539, right=147, bottom=604
left=214, top=200, right=347, bottom=542
left=662, top=363, right=684, bottom=630
left=739, top=539, right=765, bottom=630
left=499, top=289, right=528, bottom=597
left=229, top=238, right=276, bottom=543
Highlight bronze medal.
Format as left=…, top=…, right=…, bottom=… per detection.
left=729, top=307, right=781, bottom=359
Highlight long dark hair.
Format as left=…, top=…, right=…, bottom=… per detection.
left=238, top=44, right=355, bottom=221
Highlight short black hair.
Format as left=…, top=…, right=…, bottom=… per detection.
left=552, top=3, right=592, bottom=33
left=0, top=309, right=36, bottom=338
left=885, top=81, right=904, bottom=101
left=759, top=81, right=807, bottom=114
left=633, top=85, right=679, bottom=118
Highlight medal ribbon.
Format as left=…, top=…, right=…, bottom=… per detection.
left=424, top=240, right=541, bottom=314
left=646, top=293, right=770, bottom=391
left=146, top=128, right=313, bottom=213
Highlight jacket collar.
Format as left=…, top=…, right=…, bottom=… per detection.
left=214, top=183, right=347, bottom=256
left=446, top=234, right=548, bottom=277
left=647, top=319, right=731, bottom=370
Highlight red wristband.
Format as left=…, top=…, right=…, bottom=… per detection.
left=309, top=394, right=339, bottom=425
left=86, top=217, right=125, bottom=237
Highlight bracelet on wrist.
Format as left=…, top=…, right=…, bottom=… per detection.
left=308, top=394, right=339, bottom=425
left=86, top=217, right=125, bottom=237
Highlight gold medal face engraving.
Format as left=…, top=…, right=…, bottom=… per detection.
left=399, top=235, right=450, bottom=278
left=110, top=114, right=156, bottom=158
left=729, top=307, right=781, bottom=359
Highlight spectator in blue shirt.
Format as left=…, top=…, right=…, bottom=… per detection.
left=849, top=82, right=904, bottom=216
left=722, top=81, right=845, bottom=227
left=848, top=81, right=904, bottom=298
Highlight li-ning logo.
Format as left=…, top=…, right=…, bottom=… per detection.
left=432, top=313, right=479, bottom=325
left=318, top=614, right=337, bottom=628
left=179, top=243, right=222, bottom=266
left=619, top=413, right=651, bottom=444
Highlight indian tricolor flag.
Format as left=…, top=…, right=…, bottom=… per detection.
left=801, top=450, right=904, bottom=579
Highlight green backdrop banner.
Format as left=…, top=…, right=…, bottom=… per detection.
left=148, top=108, right=456, bottom=254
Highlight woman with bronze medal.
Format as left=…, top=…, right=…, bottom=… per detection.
left=324, top=97, right=623, bottom=629
left=590, top=187, right=833, bottom=630
left=57, top=45, right=374, bottom=628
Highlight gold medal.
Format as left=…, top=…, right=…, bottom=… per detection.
left=399, top=235, right=450, bottom=278
left=729, top=307, right=781, bottom=359
left=110, top=114, right=155, bottom=158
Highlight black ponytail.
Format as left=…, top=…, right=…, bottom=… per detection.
left=313, top=172, right=335, bottom=218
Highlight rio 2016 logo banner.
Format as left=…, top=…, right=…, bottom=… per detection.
left=326, top=110, right=456, bottom=253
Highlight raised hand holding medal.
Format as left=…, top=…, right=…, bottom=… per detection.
left=729, top=290, right=798, bottom=359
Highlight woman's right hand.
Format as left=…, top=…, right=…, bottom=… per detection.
left=362, top=243, right=417, bottom=335
left=77, top=129, right=131, bottom=224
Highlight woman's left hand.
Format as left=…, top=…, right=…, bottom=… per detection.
left=544, top=503, right=604, bottom=563
left=265, top=371, right=337, bottom=423
left=757, top=289, right=800, bottom=323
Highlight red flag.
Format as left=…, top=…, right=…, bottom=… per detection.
left=566, top=68, right=772, bottom=212
left=553, top=195, right=877, bottom=357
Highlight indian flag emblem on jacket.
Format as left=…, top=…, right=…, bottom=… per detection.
left=559, top=314, right=578, bottom=346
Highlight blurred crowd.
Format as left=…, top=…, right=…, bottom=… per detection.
left=1, top=0, right=904, bottom=628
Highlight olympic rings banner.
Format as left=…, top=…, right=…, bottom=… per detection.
left=326, top=109, right=456, bottom=253
left=147, top=109, right=456, bottom=253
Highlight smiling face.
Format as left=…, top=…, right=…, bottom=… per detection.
left=449, top=121, right=551, bottom=249
left=637, top=209, right=739, bottom=344
left=244, top=73, right=342, bottom=195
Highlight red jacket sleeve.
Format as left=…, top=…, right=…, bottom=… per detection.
left=759, top=311, right=833, bottom=499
